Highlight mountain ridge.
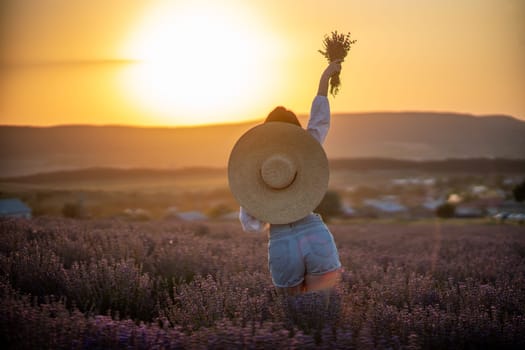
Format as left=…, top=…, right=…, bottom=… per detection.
left=1, top=112, right=524, bottom=177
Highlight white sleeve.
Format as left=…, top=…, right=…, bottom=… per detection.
left=239, top=206, right=269, bottom=233
left=306, top=95, right=330, bottom=144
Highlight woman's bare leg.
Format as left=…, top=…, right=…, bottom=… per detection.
left=304, top=268, right=342, bottom=292
left=276, top=268, right=342, bottom=296
left=304, top=269, right=342, bottom=308
left=277, top=282, right=305, bottom=296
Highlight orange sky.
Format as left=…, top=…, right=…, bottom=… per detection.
left=1, top=0, right=524, bottom=126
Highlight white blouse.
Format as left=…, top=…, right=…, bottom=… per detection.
left=239, top=95, right=331, bottom=233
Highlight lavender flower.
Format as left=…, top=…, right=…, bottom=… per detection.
left=318, top=31, right=357, bottom=96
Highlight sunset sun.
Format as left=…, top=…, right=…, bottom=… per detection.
left=120, top=2, right=281, bottom=126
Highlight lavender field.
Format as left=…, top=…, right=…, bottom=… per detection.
left=1, top=217, right=524, bottom=349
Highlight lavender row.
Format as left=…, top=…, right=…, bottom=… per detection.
left=1, top=217, right=524, bottom=348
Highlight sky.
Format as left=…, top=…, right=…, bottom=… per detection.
left=0, top=0, right=524, bottom=127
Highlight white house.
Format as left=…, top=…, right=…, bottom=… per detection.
left=363, top=196, right=408, bottom=214
left=0, top=198, right=32, bottom=219
left=422, top=197, right=445, bottom=211
left=175, top=211, right=208, bottom=221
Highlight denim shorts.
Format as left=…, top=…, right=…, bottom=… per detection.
left=268, top=213, right=341, bottom=288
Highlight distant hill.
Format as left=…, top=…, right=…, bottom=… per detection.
left=1, top=112, right=524, bottom=177
left=0, top=166, right=225, bottom=184
left=2, top=159, right=524, bottom=185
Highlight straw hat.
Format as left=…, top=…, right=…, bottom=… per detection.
left=228, top=122, right=329, bottom=224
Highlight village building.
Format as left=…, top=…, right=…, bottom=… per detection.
left=164, top=210, right=208, bottom=222
left=362, top=196, right=409, bottom=218
left=175, top=211, right=208, bottom=221
left=0, top=198, right=32, bottom=219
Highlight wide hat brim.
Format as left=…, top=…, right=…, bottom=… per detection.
left=228, top=122, right=329, bottom=224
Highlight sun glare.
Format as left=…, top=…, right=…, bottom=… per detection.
left=120, top=2, right=281, bottom=126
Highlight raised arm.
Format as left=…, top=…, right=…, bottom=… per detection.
left=317, top=60, right=343, bottom=97
left=308, top=61, right=342, bottom=144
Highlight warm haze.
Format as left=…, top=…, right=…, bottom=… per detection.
left=0, top=0, right=524, bottom=127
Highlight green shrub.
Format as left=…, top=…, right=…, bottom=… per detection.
left=436, top=203, right=456, bottom=218
left=513, top=179, right=525, bottom=202
left=315, top=190, right=343, bottom=221
left=61, top=202, right=85, bottom=219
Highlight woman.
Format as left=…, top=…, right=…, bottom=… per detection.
left=238, top=60, right=343, bottom=295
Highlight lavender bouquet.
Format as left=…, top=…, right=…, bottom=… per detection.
left=318, top=31, right=356, bottom=96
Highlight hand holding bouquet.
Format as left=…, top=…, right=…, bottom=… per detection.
left=318, top=31, right=356, bottom=96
